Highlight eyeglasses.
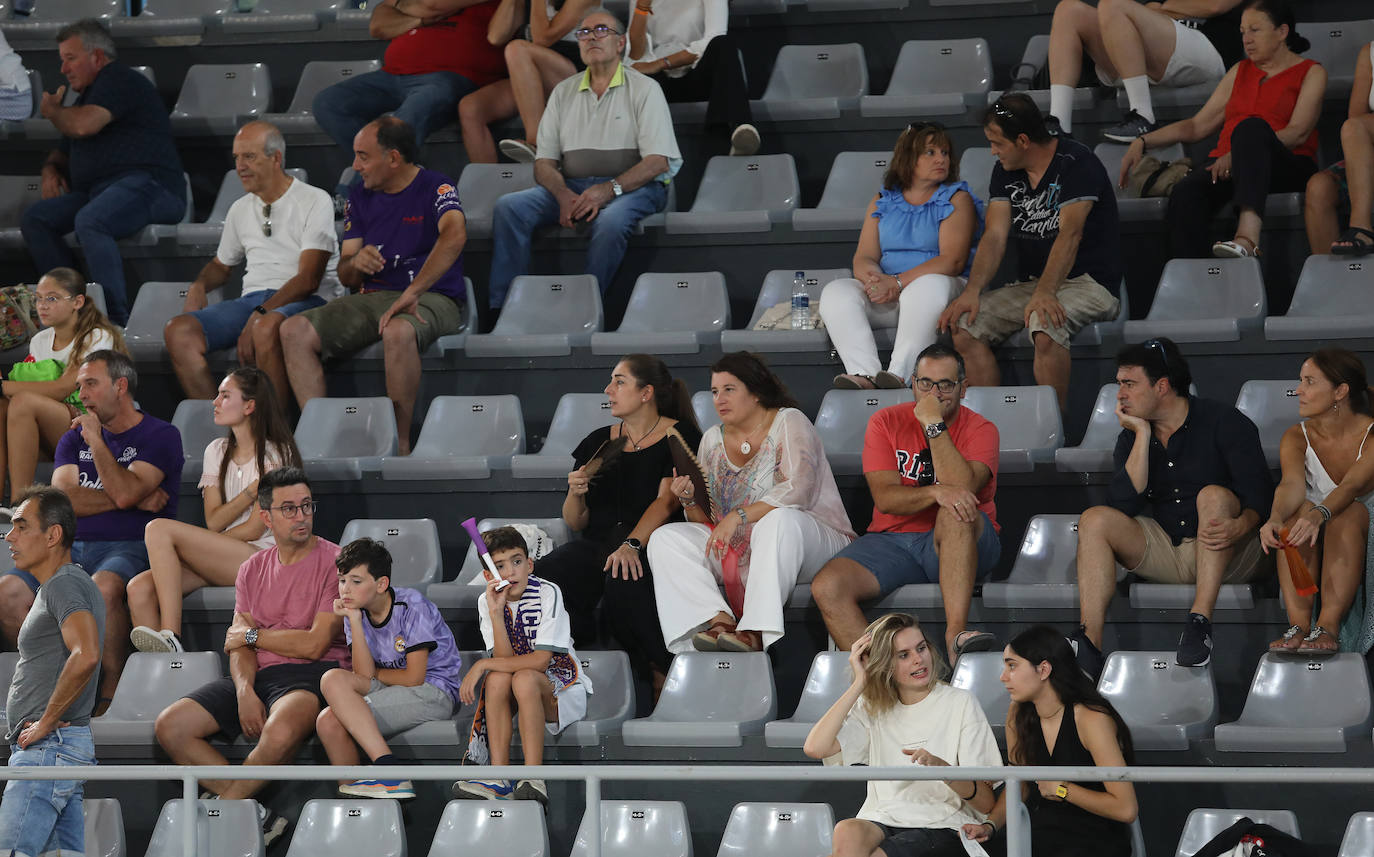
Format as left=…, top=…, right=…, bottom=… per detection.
left=573, top=25, right=621, bottom=40
left=32, top=292, right=76, bottom=306
left=991, top=100, right=1016, bottom=120
left=914, top=377, right=961, bottom=394
left=261, top=202, right=272, bottom=237
left=267, top=500, right=316, bottom=518
left=907, top=120, right=946, bottom=133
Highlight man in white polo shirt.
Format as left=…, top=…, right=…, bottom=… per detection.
left=164, top=120, right=341, bottom=410
left=486, top=8, right=680, bottom=311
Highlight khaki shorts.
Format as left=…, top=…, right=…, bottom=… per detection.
left=959, top=274, right=1120, bottom=349
left=1130, top=515, right=1273, bottom=584
left=300, top=290, right=464, bottom=362
left=1096, top=19, right=1225, bottom=88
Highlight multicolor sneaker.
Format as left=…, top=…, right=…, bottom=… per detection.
left=452, top=779, right=514, bottom=800
left=515, top=778, right=548, bottom=806
left=339, top=779, right=416, bottom=800
left=130, top=626, right=184, bottom=653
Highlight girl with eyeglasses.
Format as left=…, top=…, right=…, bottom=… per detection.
left=1, top=267, right=126, bottom=514
left=126, top=367, right=302, bottom=653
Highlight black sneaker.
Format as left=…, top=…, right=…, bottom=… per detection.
left=1067, top=625, right=1105, bottom=682
left=1176, top=613, right=1213, bottom=667
left=1044, top=116, right=1073, bottom=140
left=1102, top=109, right=1159, bottom=144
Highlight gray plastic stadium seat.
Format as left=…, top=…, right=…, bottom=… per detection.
left=814, top=389, right=913, bottom=475
left=692, top=390, right=720, bottom=432
left=1340, top=813, right=1374, bottom=857
left=622, top=652, right=777, bottom=746
left=717, top=803, right=834, bottom=857
left=219, top=0, right=343, bottom=34
left=294, top=397, right=399, bottom=480
left=1123, top=258, right=1265, bottom=343
left=591, top=272, right=729, bottom=354
left=950, top=651, right=1009, bottom=744
left=380, top=395, right=525, bottom=480
left=464, top=275, right=603, bottom=357
left=110, top=0, right=218, bottom=36
left=981, top=514, right=1082, bottom=608
left=0, top=175, right=45, bottom=249
left=1055, top=384, right=1123, bottom=473
left=792, top=153, right=887, bottom=231
left=805, top=0, right=903, bottom=13
left=84, top=798, right=126, bottom=857
left=428, top=517, right=573, bottom=611
left=1234, top=380, right=1298, bottom=468
left=751, top=44, right=867, bottom=121
left=169, top=64, right=272, bottom=136
left=176, top=167, right=308, bottom=245
left=339, top=518, right=442, bottom=586
left=2, top=0, right=122, bottom=39
left=961, top=385, right=1063, bottom=473
left=1304, top=20, right=1374, bottom=97
left=91, top=652, right=222, bottom=753
left=764, top=651, right=850, bottom=748
left=1213, top=653, right=1373, bottom=752
left=860, top=39, right=992, bottom=118
left=1097, top=651, right=1217, bottom=750
left=1095, top=142, right=1186, bottom=222
left=388, top=647, right=485, bottom=756
left=1130, top=581, right=1254, bottom=609
left=958, top=148, right=996, bottom=205
left=559, top=649, right=635, bottom=745
left=428, top=800, right=549, bottom=857
left=1175, top=809, right=1300, bottom=857
left=284, top=800, right=405, bottom=857
left=569, top=801, right=691, bottom=857
left=125, top=282, right=223, bottom=360
left=1265, top=255, right=1374, bottom=340
left=987, top=36, right=1097, bottom=114
left=456, top=163, right=535, bottom=239
left=720, top=268, right=851, bottom=352
left=510, top=393, right=617, bottom=478
left=171, top=399, right=220, bottom=483
left=665, top=155, right=799, bottom=234
left=261, top=59, right=382, bottom=135
left=145, top=799, right=265, bottom=857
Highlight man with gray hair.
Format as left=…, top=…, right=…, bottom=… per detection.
left=21, top=18, right=185, bottom=325
left=164, top=121, right=342, bottom=409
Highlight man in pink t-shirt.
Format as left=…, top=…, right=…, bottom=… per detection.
left=154, top=467, right=346, bottom=844
left=812, top=344, right=1003, bottom=656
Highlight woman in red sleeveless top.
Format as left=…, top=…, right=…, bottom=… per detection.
left=1116, top=0, right=1325, bottom=259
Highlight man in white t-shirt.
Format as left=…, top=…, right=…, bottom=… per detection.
left=164, top=121, right=341, bottom=410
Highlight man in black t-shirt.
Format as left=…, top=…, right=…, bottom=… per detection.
left=939, top=95, right=1122, bottom=411
left=20, top=19, right=186, bottom=325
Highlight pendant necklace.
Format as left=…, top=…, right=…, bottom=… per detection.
left=738, top=412, right=770, bottom=455
left=621, top=416, right=661, bottom=451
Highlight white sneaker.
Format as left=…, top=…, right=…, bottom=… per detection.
left=515, top=778, right=548, bottom=806
left=729, top=123, right=760, bottom=156
left=499, top=139, right=537, bottom=163
left=130, top=626, right=184, bottom=653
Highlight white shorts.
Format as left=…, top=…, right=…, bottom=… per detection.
left=549, top=682, right=588, bottom=735
left=1097, top=19, right=1225, bottom=88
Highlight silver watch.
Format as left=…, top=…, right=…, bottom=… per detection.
left=611, top=179, right=624, bottom=197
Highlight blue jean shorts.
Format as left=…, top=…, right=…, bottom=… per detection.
left=189, top=289, right=327, bottom=352
left=8, top=539, right=150, bottom=590
left=834, top=512, right=1002, bottom=595
left=0, top=725, right=95, bottom=857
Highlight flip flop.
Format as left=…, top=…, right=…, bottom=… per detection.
left=1295, top=625, right=1339, bottom=655
left=953, top=630, right=999, bottom=657
left=1331, top=226, right=1374, bottom=257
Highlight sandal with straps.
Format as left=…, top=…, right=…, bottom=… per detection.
left=1268, top=624, right=1306, bottom=652
left=1212, top=237, right=1261, bottom=258
left=1332, top=226, right=1374, bottom=257
left=1295, top=625, right=1339, bottom=655
left=692, top=621, right=736, bottom=652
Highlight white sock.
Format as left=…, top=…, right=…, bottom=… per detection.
left=1121, top=76, right=1155, bottom=124
left=1049, top=85, right=1074, bottom=131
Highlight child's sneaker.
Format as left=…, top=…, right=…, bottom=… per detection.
left=339, top=778, right=416, bottom=800
left=452, top=779, right=514, bottom=800
left=130, top=626, right=184, bottom=653
left=515, top=779, right=548, bottom=806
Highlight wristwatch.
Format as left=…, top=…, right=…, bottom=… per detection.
left=1055, top=784, right=1069, bottom=801
left=736, top=507, right=749, bottom=525
left=924, top=421, right=948, bottom=439
left=611, top=179, right=624, bottom=197
left=623, top=538, right=643, bottom=552
left=252, top=304, right=268, bottom=316
left=245, top=627, right=259, bottom=648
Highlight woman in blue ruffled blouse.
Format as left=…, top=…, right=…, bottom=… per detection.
left=820, top=122, right=985, bottom=389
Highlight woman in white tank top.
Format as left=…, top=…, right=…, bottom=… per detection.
left=1260, top=349, right=1374, bottom=654
left=1304, top=40, right=1373, bottom=255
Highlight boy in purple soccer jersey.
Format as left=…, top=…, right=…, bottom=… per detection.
left=317, top=537, right=462, bottom=800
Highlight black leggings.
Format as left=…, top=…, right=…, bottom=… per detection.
left=1166, top=116, right=1317, bottom=258
left=649, top=33, right=752, bottom=148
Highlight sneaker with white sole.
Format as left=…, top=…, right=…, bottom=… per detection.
left=499, top=139, right=537, bottom=163
left=130, top=626, right=184, bottom=653
left=452, top=778, right=514, bottom=800
left=256, top=802, right=288, bottom=847
left=515, top=778, right=548, bottom=806
left=339, top=778, right=416, bottom=800
left=1101, top=109, right=1159, bottom=144
left=729, top=123, right=760, bottom=156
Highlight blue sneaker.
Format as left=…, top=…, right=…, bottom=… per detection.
left=339, top=778, right=416, bottom=800
left=452, top=779, right=514, bottom=800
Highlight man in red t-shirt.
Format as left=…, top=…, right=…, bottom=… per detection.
left=811, top=344, right=1003, bottom=657
left=313, top=0, right=508, bottom=162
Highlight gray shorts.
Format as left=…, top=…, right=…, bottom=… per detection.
left=363, top=678, right=455, bottom=738
left=959, top=274, right=1120, bottom=350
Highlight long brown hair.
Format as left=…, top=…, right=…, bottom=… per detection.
left=42, top=267, right=128, bottom=361
left=860, top=613, right=950, bottom=715
left=884, top=121, right=960, bottom=191
left=216, top=367, right=302, bottom=500
left=1308, top=348, right=1374, bottom=417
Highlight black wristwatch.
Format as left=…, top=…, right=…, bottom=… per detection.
left=245, top=627, right=259, bottom=648
left=252, top=304, right=268, bottom=316
left=622, top=538, right=643, bottom=552
left=924, top=421, right=948, bottom=439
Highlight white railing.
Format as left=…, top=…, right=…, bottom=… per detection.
left=3, top=762, right=1364, bottom=857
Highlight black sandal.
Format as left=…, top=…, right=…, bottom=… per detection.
left=1332, top=226, right=1374, bottom=257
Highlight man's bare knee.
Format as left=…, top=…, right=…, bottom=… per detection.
left=933, top=506, right=978, bottom=544
left=811, top=559, right=875, bottom=608
left=1196, top=484, right=1240, bottom=518
left=251, top=314, right=284, bottom=354
left=164, top=315, right=207, bottom=361
left=279, top=316, right=318, bottom=355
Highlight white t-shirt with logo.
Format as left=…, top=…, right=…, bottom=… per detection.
left=216, top=177, right=343, bottom=301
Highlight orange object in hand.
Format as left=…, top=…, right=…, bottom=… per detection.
left=1278, top=527, right=1318, bottom=597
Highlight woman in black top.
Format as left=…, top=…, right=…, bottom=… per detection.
left=535, top=354, right=701, bottom=690
left=965, top=625, right=1137, bottom=857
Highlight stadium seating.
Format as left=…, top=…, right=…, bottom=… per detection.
left=716, top=803, right=834, bottom=857
left=145, top=799, right=266, bottom=857
left=1054, top=384, right=1122, bottom=473
left=91, top=652, right=223, bottom=755
left=980, top=514, right=1083, bottom=608
left=84, top=798, right=127, bottom=857
left=791, top=153, right=887, bottom=232
left=813, top=388, right=913, bottom=475
left=751, top=44, right=868, bottom=121
left=1095, top=142, right=1186, bottom=222
left=427, top=800, right=549, bottom=857
left=283, top=800, right=405, bottom=857
left=456, top=163, right=536, bottom=240
left=1305, top=19, right=1374, bottom=96
left=1339, top=812, right=1374, bottom=857
left=464, top=275, right=603, bottom=358
left=559, top=649, right=637, bottom=747
left=1264, top=255, right=1374, bottom=340
left=380, top=395, right=525, bottom=480
left=949, top=651, right=1010, bottom=744
left=1097, top=651, right=1218, bottom=751
left=169, top=64, right=272, bottom=136
left=170, top=398, right=219, bottom=483
left=0, top=175, right=43, bottom=249
left=294, top=396, right=399, bottom=480
left=338, top=518, right=442, bottom=586
left=961, top=385, right=1063, bottom=472
left=510, top=393, right=618, bottom=479
left=1123, top=258, right=1266, bottom=343
left=763, top=651, right=850, bottom=748
left=569, top=801, right=692, bottom=857
left=1174, top=808, right=1300, bottom=857
left=665, top=155, right=801, bottom=234
left=860, top=38, right=992, bottom=117
left=591, top=271, right=730, bottom=354
left=959, top=147, right=996, bottom=203
left=719, top=268, right=850, bottom=353
left=1233, top=379, right=1299, bottom=468
left=260, top=59, right=381, bottom=135
left=175, top=166, right=309, bottom=246
left=1213, top=653, right=1374, bottom=752
left=622, top=652, right=777, bottom=747
left=125, top=282, right=223, bottom=360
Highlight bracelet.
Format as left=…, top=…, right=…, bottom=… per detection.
left=983, top=821, right=996, bottom=835
left=681, top=497, right=696, bottom=507
left=736, top=507, right=748, bottom=525
left=958, top=781, right=977, bottom=801
left=1137, top=134, right=1148, bottom=152
left=1315, top=503, right=1333, bottom=522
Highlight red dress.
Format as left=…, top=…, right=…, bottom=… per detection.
left=1209, top=58, right=1319, bottom=160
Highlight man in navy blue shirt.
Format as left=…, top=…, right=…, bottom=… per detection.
left=21, top=19, right=185, bottom=325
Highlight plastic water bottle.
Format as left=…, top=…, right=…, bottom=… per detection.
left=11, top=0, right=32, bottom=15
left=790, top=271, right=810, bottom=330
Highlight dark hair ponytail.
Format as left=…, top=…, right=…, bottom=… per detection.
left=1309, top=348, right=1374, bottom=417
left=618, top=354, right=700, bottom=434
left=1245, top=0, right=1309, bottom=53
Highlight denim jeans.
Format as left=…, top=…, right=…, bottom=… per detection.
left=0, top=725, right=95, bottom=857
left=312, top=69, right=476, bottom=157
left=488, top=177, right=668, bottom=308
left=21, top=172, right=187, bottom=325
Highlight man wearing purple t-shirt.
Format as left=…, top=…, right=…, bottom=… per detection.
left=0, top=349, right=183, bottom=708
left=280, top=116, right=467, bottom=455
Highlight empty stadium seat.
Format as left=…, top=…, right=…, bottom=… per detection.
left=284, top=800, right=405, bottom=857
left=1174, top=809, right=1300, bottom=857
left=569, top=801, right=691, bottom=857
left=1213, top=653, right=1373, bottom=752
left=171, top=398, right=221, bottom=483
left=959, top=147, right=996, bottom=204
left=949, top=651, right=1009, bottom=744
left=1123, top=258, right=1266, bottom=343
left=719, top=268, right=850, bottom=352
left=813, top=389, right=913, bottom=475
left=261, top=59, right=382, bottom=135
left=751, top=44, right=868, bottom=121
left=176, top=167, right=309, bottom=246
left=717, top=803, right=834, bottom=857
left=1265, top=255, right=1374, bottom=340
left=169, top=64, right=272, bottom=136
left=1339, top=813, right=1374, bottom=857
left=510, top=393, right=617, bottom=478
left=91, top=652, right=223, bottom=754
left=338, top=518, right=442, bottom=586
left=380, top=395, right=525, bottom=480
left=111, top=0, right=217, bottom=36
left=1129, top=580, right=1255, bottom=610
left=294, top=397, right=398, bottom=480
left=1305, top=20, right=1374, bottom=96
left=1234, top=379, right=1298, bottom=468
left=1055, top=384, right=1122, bottom=473
left=145, top=799, right=265, bottom=857
left=665, top=155, right=800, bottom=234
left=2, top=0, right=122, bottom=39
left=791, top=153, right=887, bottom=231
left=805, top=0, right=903, bottom=13
left=692, top=390, right=720, bottom=431
left=456, top=163, right=536, bottom=239
left=427, top=800, right=549, bottom=857
left=961, top=385, right=1064, bottom=472
left=464, top=275, right=603, bottom=357
left=559, top=649, right=636, bottom=746
left=1097, top=651, right=1218, bottom=750
left=764, top=651, right=850, bottom=748
left=622, top=652, right=777, bottom=746
left=219, top=0, right=342, bottom=34
left=590, top=272, right=729, bottom=354
left=860, top=39, right=992, bottom=117
left=0, top=175, right=44, bottom=248
left=84, top=798, right=126, bottom=857
left=1095, top=142, right=1186, bottom=222
left=981, top=514, right=1083, bottom=608
left=125, top=282, right=223, bottom=360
